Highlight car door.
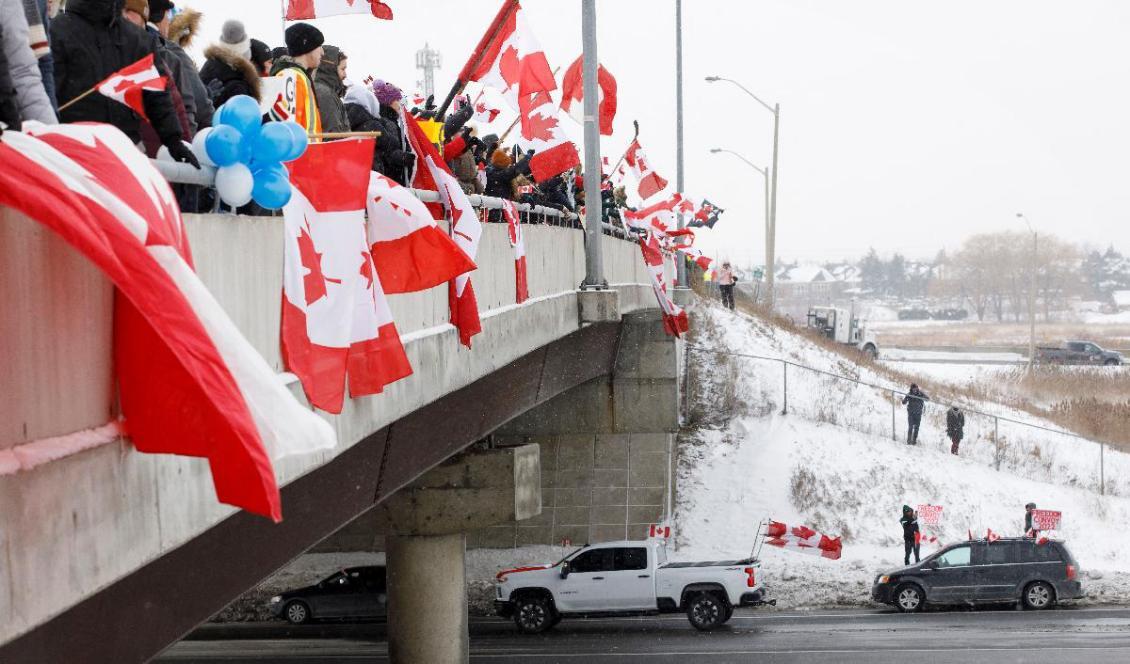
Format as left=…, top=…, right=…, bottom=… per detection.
left=313, top=572, right=355, bottom=617
left=556, top=548, right=615, bottom=612
left=610, top=547, right=654, bottom=610
left=974, top=542, right=1021, bottom=601
left=356, top=567, right=388, bottom=618
left=926, top=544, right=975, bottom=603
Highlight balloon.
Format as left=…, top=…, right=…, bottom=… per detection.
left=251, top=163, right=292, bottom=209
left=215, top=163, right=254, bottom=207
left=280, top=121, right=309, bottom=162
left=254, top=122, right=295, bottom=164
left=190, top=127, right=215, bottom=167
left=218, top=95, right=263, bottom=137
left=205, top=125, right=243, bottom=167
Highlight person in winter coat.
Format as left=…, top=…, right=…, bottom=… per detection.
left=1024, top=502, right=1039, bottom=537
left=343, top=83, right=413, bottom=180
left=50, top=0, right=196, bottom=166
left=485, top=148, right=531, bottom=201
left=446, top=126, right=483, bottom=195
left=23, top=0, right=57, bottom=109
left=365, top=79, right=417, bottom=186
left=900, top=505, right=920, bottom=565
left=166, top=8, right=214, bottom=131
left=199, top=19, right=260, bottom=108
left=0, top=25, right=23, bottom=130
left=249, top=38, right=272, bottom=77
left=946, top=406, right=965, bottom=455
left=313, top=45, right=348, bottom=133
left=145, top=0, right=211, bottom=134
left=901, top=383, right=929, bottom=445
left=2, top=0, right=57, bottom=124
left=268, top=22, right=322, bottom=134
left=717, top=262, right=736, bottom=310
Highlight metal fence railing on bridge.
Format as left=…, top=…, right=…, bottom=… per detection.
left=685, top=345, right=1125, bottom=498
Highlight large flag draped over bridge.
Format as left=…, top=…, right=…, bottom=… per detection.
left=0, top=122, right=336, bottom=521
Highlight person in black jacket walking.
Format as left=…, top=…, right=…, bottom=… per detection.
left=902, top=383, right=929, bottom=445
left=900, top=505, right=920, bottom=565
left=946, top=406, right=965, bottom=455
left=50, top=0, right=196, bottom=166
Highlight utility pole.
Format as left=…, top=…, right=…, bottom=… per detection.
left=415, top=43, right=443, bottom=98
left=766, top=103, right=779, bottom=308
left=674, top=0, right=687, bottom=288
left=580, top=0, right=605, bottom=289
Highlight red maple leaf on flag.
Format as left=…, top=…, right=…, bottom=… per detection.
left=297, top=223, right=329, bottom=305
left=521, top=111, right=559, bottom=142
left=359, top=250, right=375, bottom=293
left=499, top=46, right=520, bottom=89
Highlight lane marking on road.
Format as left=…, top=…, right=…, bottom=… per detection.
left=458, top=645, right=1130, bottom=659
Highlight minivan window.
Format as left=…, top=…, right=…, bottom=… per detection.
left=984, top=542, right=1016, bottom=565
left=614, top=547, right=648, bottom=571
left=1032, top=543, right=1064, bottom=563
left=935, top=545, right=971, bottom=568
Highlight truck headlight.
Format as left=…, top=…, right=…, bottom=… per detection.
left=878, top=576, right=890, bottom=585
left=270, top=595, right=282, bottom=604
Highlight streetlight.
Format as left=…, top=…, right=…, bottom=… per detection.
left=705, top=75, right=779, bottom=307
left=1017, top=212, right=1038, bottom=369
left=710, top=148, right=769, bottom=302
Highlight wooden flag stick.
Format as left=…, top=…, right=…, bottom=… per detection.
left=57, top=86, right=98, bottom=113
left=307, top=131, right=383, bottom=139
left=608, top=119, right=640, bottom=174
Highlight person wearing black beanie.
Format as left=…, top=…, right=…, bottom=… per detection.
left=285, top=22, right=324, bottom=66
left=268, top=23, right=324, bottom=133
left=249, top=38, right=272, bottom=76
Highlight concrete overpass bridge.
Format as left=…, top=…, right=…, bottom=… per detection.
left=0, top=197, right=682, bottom=662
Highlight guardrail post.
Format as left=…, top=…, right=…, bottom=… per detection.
left=994, top=417, right=1000, bottom=471
left=781, top=361, right=788, bottom=415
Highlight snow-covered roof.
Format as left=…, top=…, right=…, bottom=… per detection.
left=1112, top=290, right=1130, bottom=307
left=777, top=265, right=834, bottom=283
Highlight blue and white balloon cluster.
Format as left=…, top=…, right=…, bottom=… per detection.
left=190, top=95, right=308, bottom=210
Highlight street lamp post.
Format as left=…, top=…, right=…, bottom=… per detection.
left=1017, top=213, right=1038, bottom=369
left=710, top=148, right=769, bottom=302
left=674, top=0, right=687, bottom=289
left=705, top=75, right=779, bottom=308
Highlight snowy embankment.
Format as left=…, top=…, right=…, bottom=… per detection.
left=675, top=300, right=1130, bottom=609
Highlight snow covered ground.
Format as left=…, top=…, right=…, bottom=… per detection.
left=880, top=348, right=1025, bottom=363
left=674, top=299, right=1130, bottom=609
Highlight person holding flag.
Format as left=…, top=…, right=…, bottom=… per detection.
left=900, top=505, right=921, bottom=565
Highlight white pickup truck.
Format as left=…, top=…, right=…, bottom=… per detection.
left=494, top=540, right=771, bottom=633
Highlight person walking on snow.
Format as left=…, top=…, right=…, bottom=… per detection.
left=900, top=505, right=920, bottom=565
left=946, top=405, right=965, bottom=455
left=717, top=261, right=736, bottom=310
left=902, top=383, right=929, bottom=445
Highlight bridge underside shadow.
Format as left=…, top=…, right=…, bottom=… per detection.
left=2, top=315, right=643, bottom=664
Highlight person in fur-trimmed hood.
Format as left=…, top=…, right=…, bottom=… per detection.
left=198, top=19, right=259, bottom=107
left=167, top=5, right=200, bottom=49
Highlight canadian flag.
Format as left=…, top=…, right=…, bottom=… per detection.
left=501, top=200, right=528, bottom=303
left=639, top=231, right=689, bottom=337
left=285, top=0, right=393, bottom=20
left=458, top=0, right=579, bottom=182
left=559, top=55, right=617, bottom=136
left=366, top=172, right=476, bottom=294
left=687, top=199, right=725, bottom=229
left=986, top=528, right=1001, bottom=542
left=95, top=54, right=167, bottom=121
left=472, top=97, right=502, bottom=124
left=0, top=122, right=337, bottom=521
left=624, top=139, right=669, bottom=202
left=282, top=138, right=413, bottom=414
left=648, top=523, right=672, bottom=540
left=404, top=111, right=483, bottom=347
left=624, top=193, right=687, bottom=237
left=682, top=246, right=713, bottom=270
left=764, top=520, right=843, bottom=560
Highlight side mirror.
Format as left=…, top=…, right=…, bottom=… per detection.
left=559, top=563, right=570, bottom=579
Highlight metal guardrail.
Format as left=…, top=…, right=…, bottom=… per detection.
left=151, top=159, right=633, bottom=238
left=685, top=344, right=1113, bottom=496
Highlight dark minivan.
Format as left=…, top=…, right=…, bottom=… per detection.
left=872, top=538, right=1083, bottom=612
left=269, top=566, right=388, bottom=624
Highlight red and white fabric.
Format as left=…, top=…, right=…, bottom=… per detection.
left=95, top=54, right=167, bottom=121
left=285, top=0, right=393, bottom=20
left=0, top=122, right=336, bottom=521
left=624, top=138, right=669, bottom=202
left=471, top=96, right=502, bottom=124
left=639, top=231, right=689, bottom=337
left=765, top=520, right=843, bottom=560
left=458, top=0, right=579, bottom=181
left=648, top=522, right=672, bottom=540
left=682, top=246, right=713, bottom=270
left=404, top=111, right=484, bottom=347
left=501, top=200, right=529, bottom=303
left=559, top=55, right=617, bottom=136
left=623, top=192, right=687, bottom=237
left=986, top=528, right=1001, bottom=542
left=366, top=172, right=476, bottom=294
left=282, top=138, right=412, bottom=415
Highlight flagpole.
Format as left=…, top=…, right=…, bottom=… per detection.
left=580, top=0, right=605, bottom=289
left=56, top=87, right=97, bottom=113
left=435, top=0, right=520, bottom=121
left=607, top=119, right=639, bottom=175
left=674, top=0, right=688, bottom=289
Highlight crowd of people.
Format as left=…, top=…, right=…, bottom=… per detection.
left=0, top=1, right=633, bottom=224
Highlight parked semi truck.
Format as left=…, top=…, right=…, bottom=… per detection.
left=806, top=306, right=879, bottom=359
left=494, top=540, right=772, bottom=633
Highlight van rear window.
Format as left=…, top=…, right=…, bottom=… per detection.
left=1014, top=541, right=1063, bottom=563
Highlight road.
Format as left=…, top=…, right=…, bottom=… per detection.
left=158, top=605, right=1130, bottom=663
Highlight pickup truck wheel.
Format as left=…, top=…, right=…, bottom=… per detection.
left=894, top=584, right=924, bottom=613
left=1105, top=358, right=1120, bottom=366
left=686, top=592, right=727, bottom=631
left=513, top=596, right=555, bottom=634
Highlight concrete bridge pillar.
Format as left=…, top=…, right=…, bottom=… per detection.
left=376, top=444, right=541, bottom=664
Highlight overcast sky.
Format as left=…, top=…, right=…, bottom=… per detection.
left=178, top=0, right=1130, bottom=266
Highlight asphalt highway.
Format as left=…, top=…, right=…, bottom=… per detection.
left=157, top=605, right=1130, bottom=663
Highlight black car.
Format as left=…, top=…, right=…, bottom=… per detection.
left=269, top=566, right=388, bottom=624
left=872, top=538, right=1083, bottom=612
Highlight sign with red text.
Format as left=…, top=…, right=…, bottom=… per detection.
left=917, top=504, right=944, bottom=527
left=1032, top=510, right=1062, bottom=530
